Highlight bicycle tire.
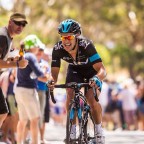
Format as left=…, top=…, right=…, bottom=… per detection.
left=66, top=102, right=76, bottom=144
left=83, top=111, right=96, bottom=144
left=66, top=102, right=84, bottom=144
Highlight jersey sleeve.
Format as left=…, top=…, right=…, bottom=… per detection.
left=51, top=44, right=61, bottom=68
left=85, top=40, right=102, bottom=65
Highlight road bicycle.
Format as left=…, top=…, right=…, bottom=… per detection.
left=49, top=82, right=99, bottom=144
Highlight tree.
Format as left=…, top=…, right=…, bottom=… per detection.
left=0, top=0, right=143, bottom=79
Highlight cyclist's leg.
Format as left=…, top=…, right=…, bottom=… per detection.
left=86, top=89, right=102, bottom=124
left=77, top=68, right=103, bottom=124
left=86, top=89, right=105, bottom=143
left=83, top=69, right=105, bottom=143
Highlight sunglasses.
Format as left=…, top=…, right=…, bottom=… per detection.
left=13, top=20, right=26, bottom=27
left=61, top=35, right=75, bottom=41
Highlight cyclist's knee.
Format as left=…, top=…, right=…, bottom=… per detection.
left=89, top=100, right=102, bottom=111
left=66, top=88, right=74, bottom=101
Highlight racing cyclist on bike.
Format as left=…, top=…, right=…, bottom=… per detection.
left=50, top=19, right=106, bottom=144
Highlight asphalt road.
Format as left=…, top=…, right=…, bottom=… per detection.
left=0, top=120, right=144, bottom=144
left=44, top=121, right=144, bottom=144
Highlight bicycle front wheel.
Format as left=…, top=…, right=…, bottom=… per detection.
left=83, top=112, right=95, bottom=144
left=66, top=102, right=76, bottom=144
left=66, top=103, right=84, bottom=144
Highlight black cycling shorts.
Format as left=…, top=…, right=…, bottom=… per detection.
left=0, top=88, right=9, bottom=114
left=66, top=65, right=96, bottom=84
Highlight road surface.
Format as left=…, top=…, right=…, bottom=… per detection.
left=44, top=121, right=144, bottom=144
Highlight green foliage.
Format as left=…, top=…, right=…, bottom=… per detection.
left=111, top=44, right=144, bottom=78
left=0, top=0, right=144, bottom=79
left=95, top=44, right=111, bottom=65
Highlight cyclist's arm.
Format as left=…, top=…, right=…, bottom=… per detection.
left=51, top=43, right=62, bottom=83
left=85, top=40, right=106, bottom=80
left=51, top=67, right=60, bottom=83
left=92, top=62, right=106, bottom=81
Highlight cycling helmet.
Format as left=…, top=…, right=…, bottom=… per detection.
left=22, top=34, right=43, bottom=50
left=58, top=19, right=81, bottom=34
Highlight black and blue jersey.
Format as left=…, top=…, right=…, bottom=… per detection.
left=52, top=37, right=103, bottom=82
left=52, top=37, right=102, bottom=68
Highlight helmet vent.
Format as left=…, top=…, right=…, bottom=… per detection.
left=58, top=19, right=81, bottom=34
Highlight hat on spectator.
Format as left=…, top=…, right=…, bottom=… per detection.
left=39, top=43, right=45, bottom=51
left=22, top=34, right=44, bottom=50
left=10, top=12, right=28, bottom=24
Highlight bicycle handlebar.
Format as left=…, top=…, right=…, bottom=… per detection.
left=49, top=90, right=56, bottom=104
left=54, top=82, right=89, bottom=89
left=47, top=82, right=99, bottom=103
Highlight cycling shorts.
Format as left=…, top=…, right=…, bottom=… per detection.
left=66, top=65, right=97, bottom=84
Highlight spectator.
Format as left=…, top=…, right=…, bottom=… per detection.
left=0, top=12, right=28, bottom=128
left=118, top=80, right=137, bottom=130
left=50, top=89, right=66, bottom=126
left=36, top=44, right=51, bottom=143
left=14, top=35, right=49, bottom=144
left=105, top=81, right=126, bottom=130
left=136, top=80, right=144, bottom=130
left=0, top=68, right=18, bottom=143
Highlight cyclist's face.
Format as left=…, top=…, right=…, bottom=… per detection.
left=60, top=33, right=76, bottom=52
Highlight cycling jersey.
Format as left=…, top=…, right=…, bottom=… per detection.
left=51, top=37, right=102, bottom=69
left=52, top=37, right=103, bottom=85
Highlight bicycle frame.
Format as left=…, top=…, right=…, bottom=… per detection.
left=48, top=82, right=97, bottom=144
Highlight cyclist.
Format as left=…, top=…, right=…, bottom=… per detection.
left=49, top=19, right=106, bottom=144
left=0, top=12, right=28, bottom=129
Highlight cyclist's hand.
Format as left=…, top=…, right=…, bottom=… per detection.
left=89, top=76, right=102, bottom=91
left=47, top=79, right=55, bottom=90
left=17, top=57, right=28, bottom=69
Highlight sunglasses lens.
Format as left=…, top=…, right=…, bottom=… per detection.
left=61, top=35, right=75, bottom=41
left=13, top=21, right=26, bottom=27
left=21, top=23, right=25, bottom=27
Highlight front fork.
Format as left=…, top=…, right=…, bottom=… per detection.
left=69, top=99, right=87, bottom=142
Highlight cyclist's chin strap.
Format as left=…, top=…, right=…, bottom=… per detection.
left=70, top=38, right=78, bottom=51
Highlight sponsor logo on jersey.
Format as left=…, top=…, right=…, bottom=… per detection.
left=54, top=42, right=63, bottom=50
left=79, top=39, right=90, bottom=49
left=62, top=57, right=71, bottom=60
